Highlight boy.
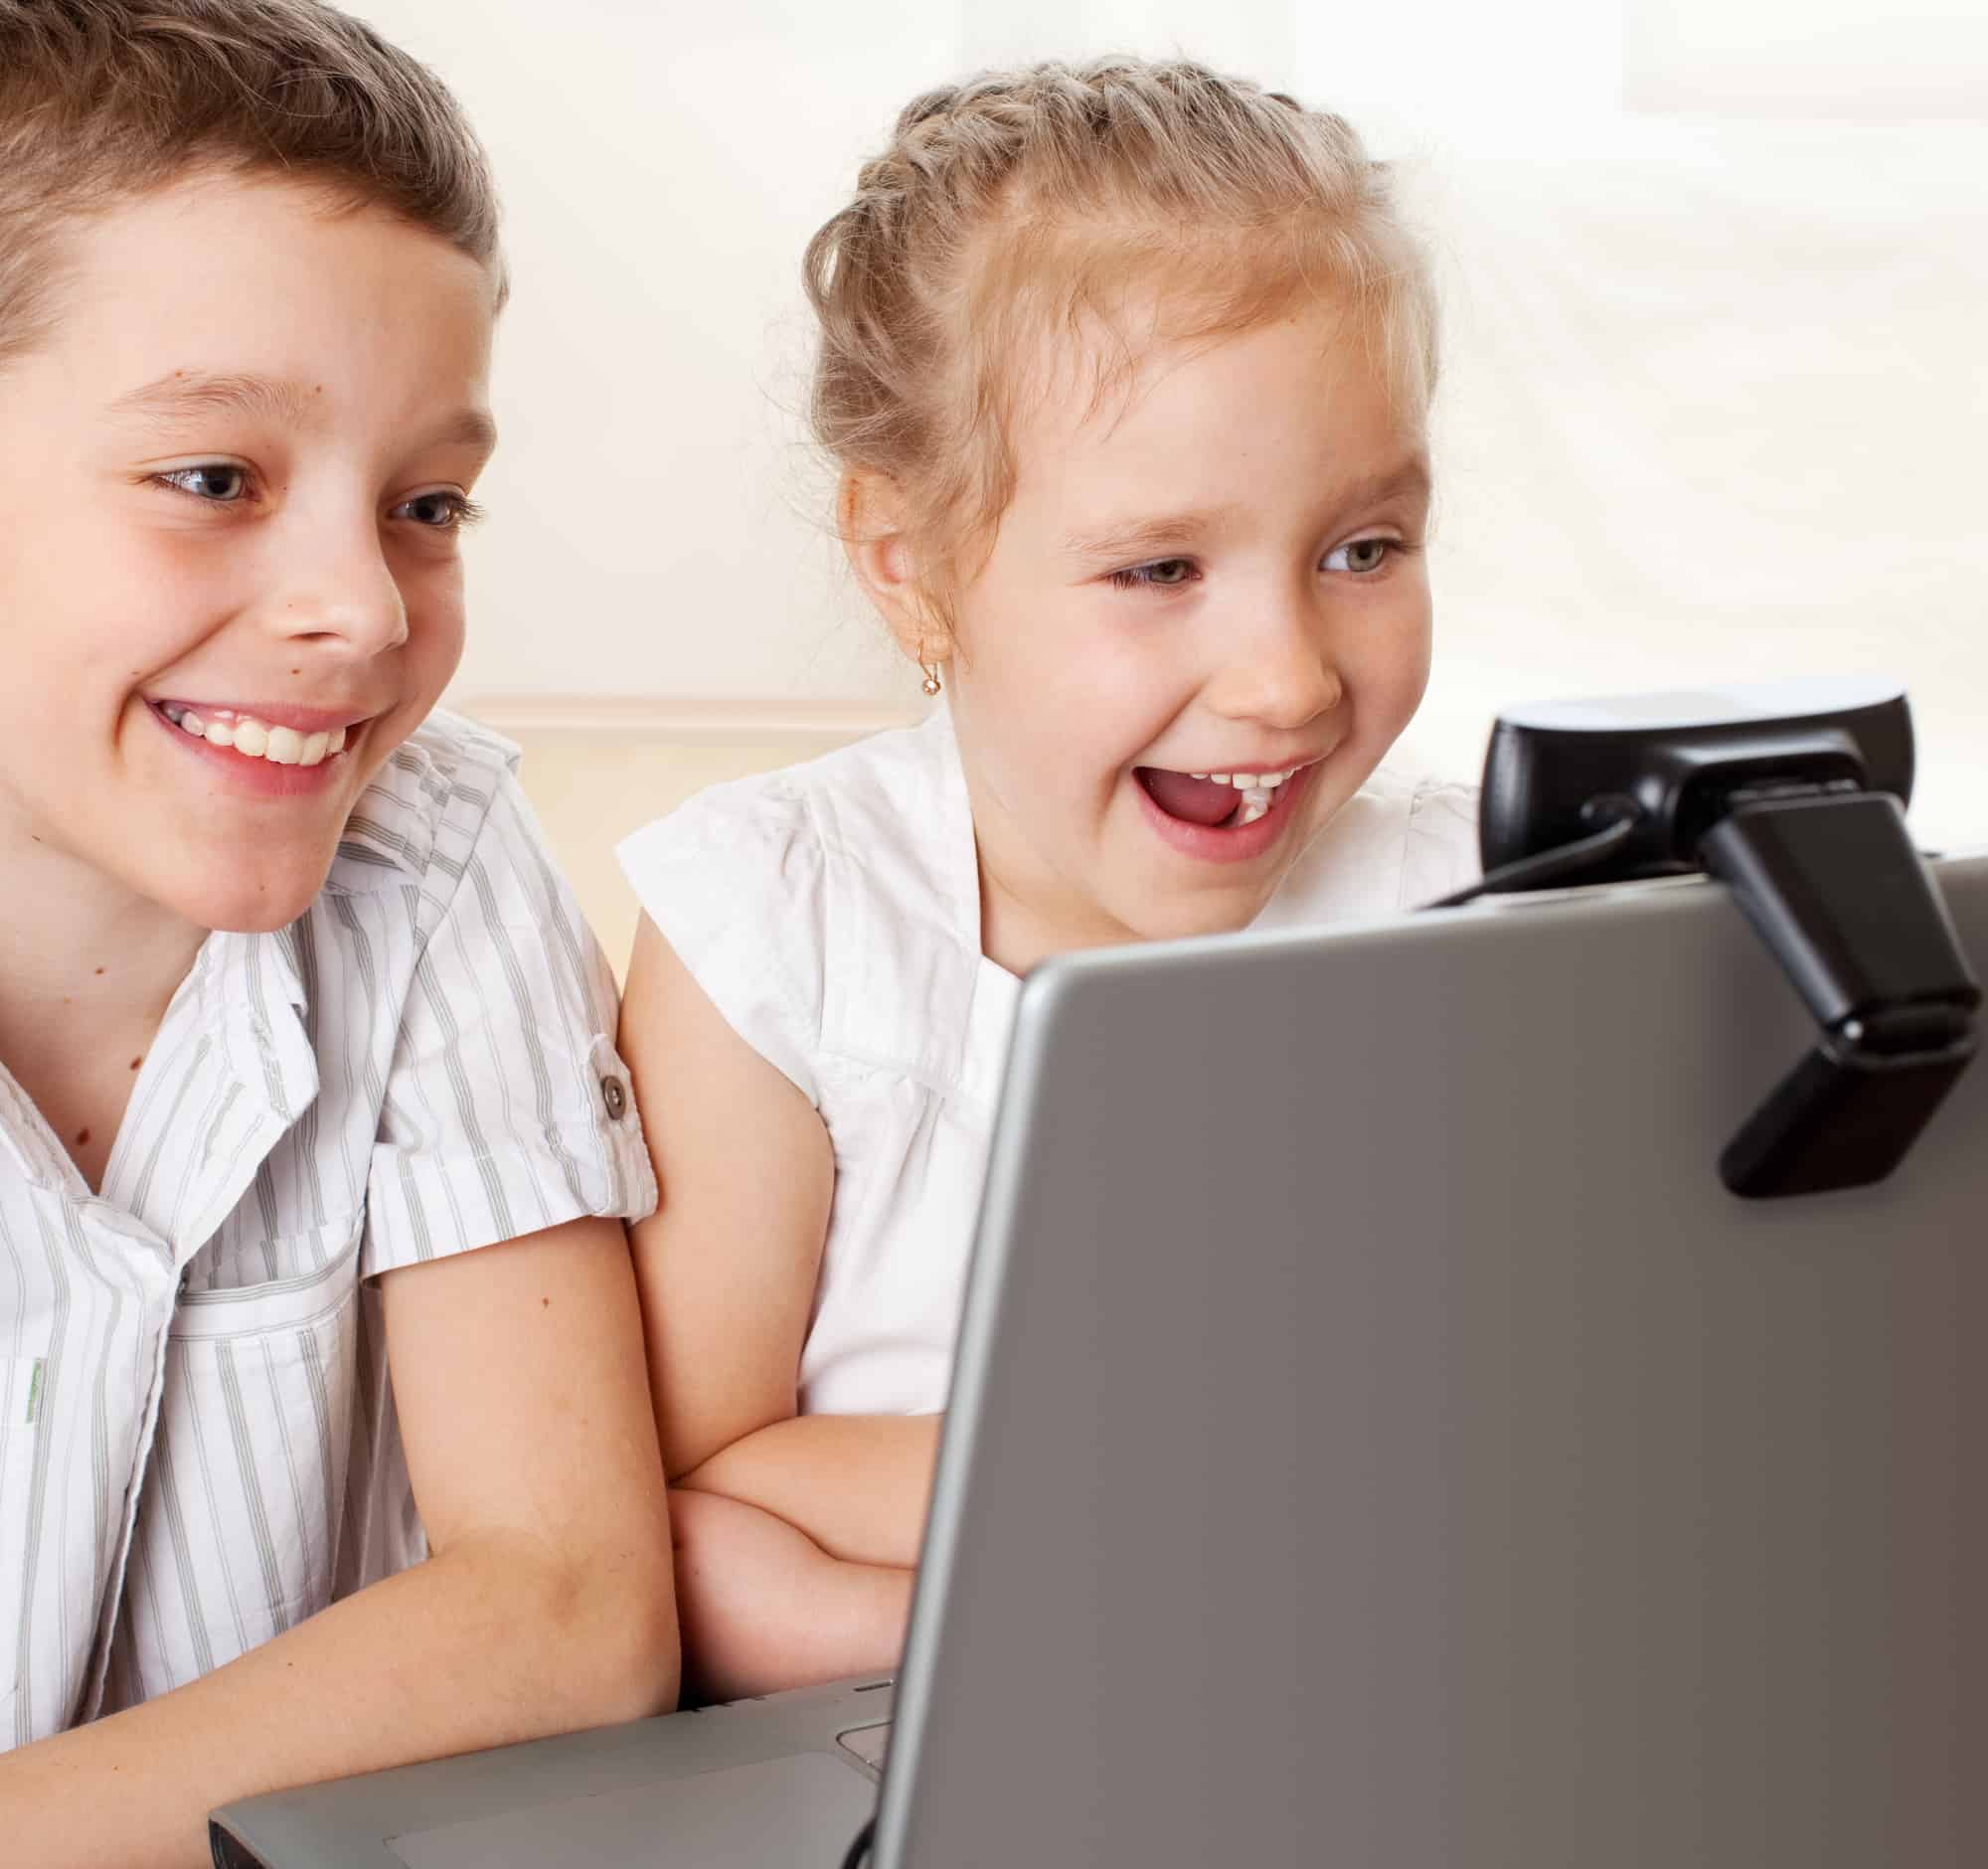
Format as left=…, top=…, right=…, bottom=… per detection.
left=0, top=3, right=676, bottom=1859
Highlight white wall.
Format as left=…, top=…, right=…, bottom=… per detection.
left=351, top=2, right=1987, bottom=846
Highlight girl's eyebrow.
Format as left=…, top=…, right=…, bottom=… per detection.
left=1062, top=507, right=1236, bottom=562
left=1061, top=457, right=1432, bottom=562
left=106, top=369, right=499, bottom=455
left=1337, top=457, right=1432, bottom=511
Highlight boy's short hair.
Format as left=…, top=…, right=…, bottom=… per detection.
left=0, top=0, right=503, bottom=367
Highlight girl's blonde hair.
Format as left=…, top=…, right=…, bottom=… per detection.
left=803, top=57, right=1437, bottom=633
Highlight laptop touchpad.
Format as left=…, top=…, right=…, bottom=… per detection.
left=388, top=1753, right=876, bottom=1868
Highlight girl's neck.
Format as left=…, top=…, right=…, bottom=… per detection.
left=968, top=796, right=1138, bottom=977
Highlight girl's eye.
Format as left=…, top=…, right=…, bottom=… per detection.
left=394, top=491, right=482, bottom=531
left=157, top=464, right=250, bottom=504
left=1323, top=536, right=1393, bottom=575
left=1108, top=557, right=1198, bottom=591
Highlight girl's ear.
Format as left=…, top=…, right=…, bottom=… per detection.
left=840, top=470, right=946, bottom=673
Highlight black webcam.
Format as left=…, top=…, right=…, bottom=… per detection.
left=1440, top=677, right=1979, bottom=1200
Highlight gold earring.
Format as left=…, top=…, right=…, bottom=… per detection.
left=920, top=661, right=943, bottom=697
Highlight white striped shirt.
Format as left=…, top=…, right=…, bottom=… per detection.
left=0, top=711, right=655, bottom=1748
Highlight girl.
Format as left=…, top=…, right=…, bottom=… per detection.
left=617, top=57, right=1478, bottom=1699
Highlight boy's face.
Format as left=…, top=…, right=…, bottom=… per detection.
left=0, top=174, right=498, bottom=934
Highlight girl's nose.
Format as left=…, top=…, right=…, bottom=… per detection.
left=1204, top=604, right=1346, bottom=733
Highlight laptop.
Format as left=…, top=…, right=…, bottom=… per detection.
left=215, top=854, right=1988, bottom=1867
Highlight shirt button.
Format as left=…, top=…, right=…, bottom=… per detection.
left=600, top=1074, right=628, bottom=1121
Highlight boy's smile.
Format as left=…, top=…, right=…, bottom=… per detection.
left=0, top=173, right=499, bottom=936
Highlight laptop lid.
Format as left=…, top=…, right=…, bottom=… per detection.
left=878, top=858, right=1988, bottom=1868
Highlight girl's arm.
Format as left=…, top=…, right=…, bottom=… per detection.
left=676, top=1412, right=940, bottom=1571
left=619, top=914, right=835, bottom=1479
left=670, top=1488, right=913, bottom=1702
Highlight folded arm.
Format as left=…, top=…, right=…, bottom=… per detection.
left=670, top=1487, right=914, bottom=1703
left=622, top=917, right=942, bottom=1689
left=678, top=1411, right=940, bottom=1571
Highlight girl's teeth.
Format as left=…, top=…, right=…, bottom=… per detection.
left=163, top=706, right=354, bottom=767
left=1185, top=767, right=1296, bottom=788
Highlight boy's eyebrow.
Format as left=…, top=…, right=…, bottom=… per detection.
left=106, top=371, right=499, bottom=454
left=1062, top=458, right=1432, bottom=562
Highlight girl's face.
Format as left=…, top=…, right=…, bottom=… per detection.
left=943, top=301, right=1433, bottom=973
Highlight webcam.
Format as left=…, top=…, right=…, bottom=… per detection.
left=1435, top=676, right=1979, bottom=1200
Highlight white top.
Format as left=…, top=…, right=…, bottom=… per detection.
left=618, top=712, right=1477, bottom=1420
left=0, top=712, right=656, bottom=1749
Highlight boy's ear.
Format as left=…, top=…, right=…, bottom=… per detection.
left=840, top=470, right=945, bottom=671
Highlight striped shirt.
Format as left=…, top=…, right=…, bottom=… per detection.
left=0, top=712, right=656, bottom=1748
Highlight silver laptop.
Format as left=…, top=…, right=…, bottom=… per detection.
left=215, top=854, right=1988, bottom=1867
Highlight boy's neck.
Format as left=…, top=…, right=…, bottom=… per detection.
left=0, top=821, right=210, bottom=1139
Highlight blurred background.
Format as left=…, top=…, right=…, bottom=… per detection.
left=350, top=0, right=1988, bottom=968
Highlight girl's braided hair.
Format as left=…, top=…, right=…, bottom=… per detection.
left=803, top=57, right=1436, bottom=631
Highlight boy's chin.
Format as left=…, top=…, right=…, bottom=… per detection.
left=150, top=853, right=338, bottom=936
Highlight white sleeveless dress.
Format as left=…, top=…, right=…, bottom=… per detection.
left=618, top=711, right=1478, bottom=1417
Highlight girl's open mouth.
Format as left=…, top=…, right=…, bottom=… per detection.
left=1132, top=760, right=1319, bottom=863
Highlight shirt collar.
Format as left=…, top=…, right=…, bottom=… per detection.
left=93, top=922, right=319, bottom=1260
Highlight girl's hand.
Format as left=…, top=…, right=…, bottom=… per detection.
left=670, top=1488, right=913, bottom=1704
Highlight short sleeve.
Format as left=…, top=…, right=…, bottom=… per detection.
left=1400, top=778, right=1483, bottom=909
left=364, top=761, right=658, bottom=1278
left=616, top=779, right=826, bottom=1107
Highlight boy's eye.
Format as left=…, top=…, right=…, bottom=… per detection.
left=1324, top=536, right=1393, bottom=575
left=394, top=491, right=481, bottom=530
left=1109, top=557, right=1198, bottom=591
left=158, top=464, right=249, bottom=503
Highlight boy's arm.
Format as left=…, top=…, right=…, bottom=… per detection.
left=670, top=1487, right=912, bottom=1703
left=678, top=1412, right=941, bottom=1572
left=0, top=1216, right=677, bottom=1868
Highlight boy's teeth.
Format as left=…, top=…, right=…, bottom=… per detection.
left=164, top=706, right=353, bottom=766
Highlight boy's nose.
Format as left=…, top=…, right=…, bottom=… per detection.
left=266, top=536, right=410, bottom=655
